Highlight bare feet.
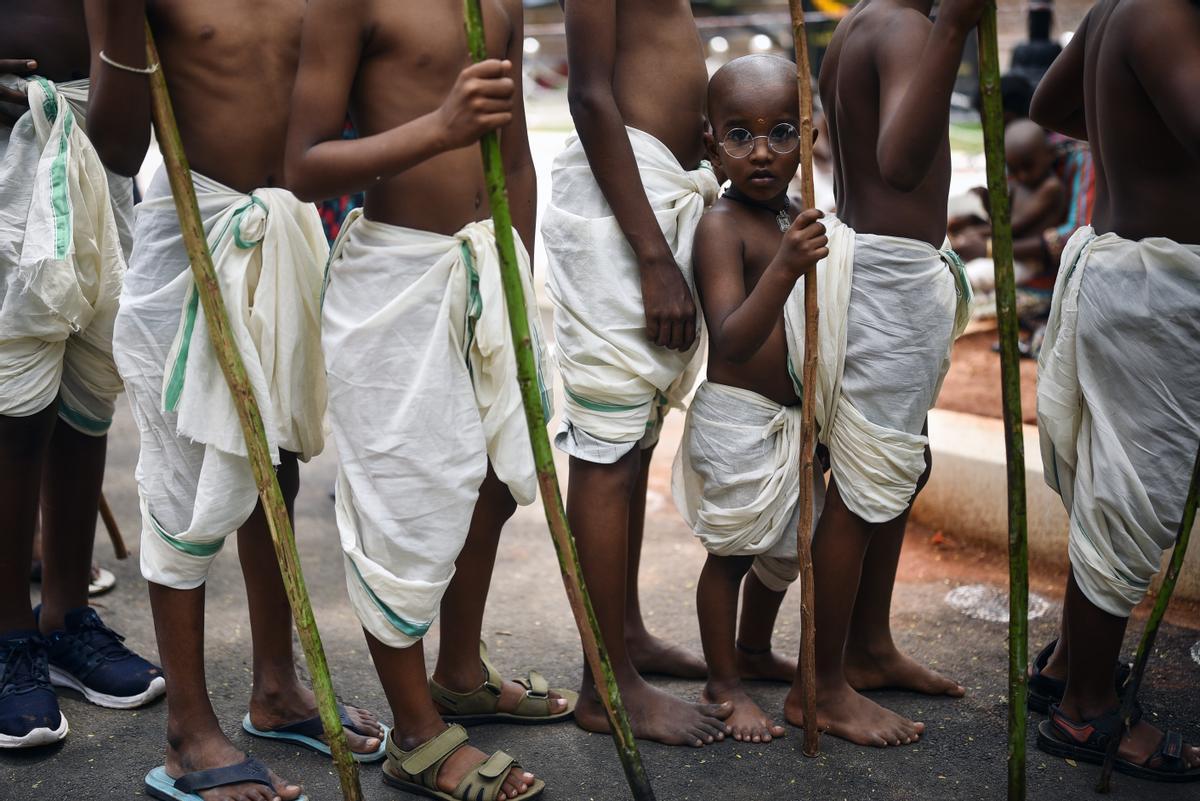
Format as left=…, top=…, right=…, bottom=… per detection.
left=574, top=677, right=731, bottom=747
left=626, top=628, right=707, bottom=680
left=701, top=681, right=785, bottom=743
left=166, top=729, right=302, bottom=801
left=844, top=645, right=965, bottom=697
left=735, top=642, right=797, bottom=684
left=248, top=685, right=384, bottom=754
left=784, top=682, right=924, bottom=748
left=390, top=726, right=537, bottom=801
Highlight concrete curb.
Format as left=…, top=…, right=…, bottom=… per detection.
left=914, top=408, right=1200, bottom=604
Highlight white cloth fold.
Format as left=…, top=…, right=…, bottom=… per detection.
left=116, top=168, right=328, bottom=589
left=672, top=381, right=825, bottom=591
left=0, top=76, right=132, bottom=432
left=323, top=212, right=550, bottom=648
left=544, top=126, right=720, bottom=461
left=1038, top=227, right=1200, bottom=617
left=785, top=217, right=971, bottom=523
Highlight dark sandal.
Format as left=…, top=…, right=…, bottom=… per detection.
left=1027, top=638, right=1131, bottom=714
left=430, top=641, right=576, bottom=725
left=144, top=756, right=307, bottom=801
left=1037, top=704, right=1200, bottom=783
left=242, top=703, right=388, bottom=762
left=382, top=723, right=545, bottom=800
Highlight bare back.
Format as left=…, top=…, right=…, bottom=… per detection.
left=147, top=0, right=304, bottom=192
left=352, top=0, right=513, bottom=234
left=820, top=0, right=953, bottom=246
left=0, top=0, right=90, bottom=82
left=610, top=0, right=708, bottom=168
left=1081, top=0, right=1200, bottom=243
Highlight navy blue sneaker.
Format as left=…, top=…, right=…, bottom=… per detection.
left=0, top=630, right=68, bottom=748
left=41, top=607, right=166, bottom=709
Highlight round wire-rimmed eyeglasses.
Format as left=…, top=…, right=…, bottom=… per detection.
left=719, top=123, right=800, bottom=159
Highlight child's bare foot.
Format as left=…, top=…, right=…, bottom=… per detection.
left=166, top=728, right=302, bottom=801
left=735, top=642, right=797, bottom=684
left=844, top=645, right=965, bottom=697
left=701, top=681, right=785, bottom=743
left=249, top=683, right=384, bottom=754
left=627, top=628, right=707, bottom=679
left=785, top=682, right=924, bottom=748
left=574, top=678, right=730, bottom=747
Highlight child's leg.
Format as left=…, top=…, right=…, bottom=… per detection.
left=369, top=634, right=537, bottom=800
left=432, top=465, right=570, bottom=716
left=0, top=405, right=56, bottom=632
left=842, top=444, right=964, bottom=697
left=567, top=450, right=730, bottom=747
left=239, top=452, right=382, bottom=754
left=36, top=423, right=103, bottom=632
left=735, top=570, right=797, bottom=683
left=784, top=479, right=923, bottom=747
left=697, top=554, right=785, bottom=743
left=624, top=444, right=706, bottom=679
left=150, top=580, right=303, bottom=801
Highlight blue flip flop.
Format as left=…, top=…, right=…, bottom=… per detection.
left=145, top=758, right=308, bottom=801
left=241, top=704, right=388, bottom=763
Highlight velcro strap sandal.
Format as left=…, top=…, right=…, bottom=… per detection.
left=1036, top=704, right=1200, bottom=783
left=430, top=641, right=577, bottom=725
left=381, top=723, right=545, bottom=800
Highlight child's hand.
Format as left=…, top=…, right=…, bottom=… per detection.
left=0, top=59, right=35, bottom=125
left=438, top=59, right=515, bottom=149
left=778, top=209, right=828, bottom=278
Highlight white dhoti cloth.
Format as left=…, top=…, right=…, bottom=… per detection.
left=544, top=127, right=720, bottom=462
left=0, top=76, right=133, bottom=433
left=785, top=217, right=972, bottom=523
left=672, top=381, right=827, bottom=591
left=1038, top=227, right=1200, bottom=617
left=323, top=212, right=551, bottom=648
left=115, top=169, right=328, bottom=589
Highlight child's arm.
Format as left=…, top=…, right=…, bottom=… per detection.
left=498, top=0, right=536, bottom=254
left=1127, top=1, right=1200, bottom=160
left=1029, top=11, right=1089, bottom=141
left=874, top=0, right=985, bottom=192
left=696, top=209, right=827, bottom=365
left=284, top=0, right=515, bottom=203
left=1011, top=177, right=1065, bottom=237
left=83, top=0, right=154, bottom=177
left=564, top=0, right=697, bottom=353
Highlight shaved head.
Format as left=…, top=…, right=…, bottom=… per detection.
left=1005, top=118, right=1049, bottom=157
left=708, top=54, right=798, bottom=131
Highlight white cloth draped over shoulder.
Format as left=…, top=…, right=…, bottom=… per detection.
left=0, top=76, right=133, bottom=432
left=1038, top=227, right=1200, bottom=617
left=322, top=212, right=550, bottom=649
left=784, top=216, right=972, bottom=524
left=116, top=169, right=328, bottom=590
left=544, top=126, right=719, bottom=462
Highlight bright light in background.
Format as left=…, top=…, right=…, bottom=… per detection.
left=750, top=33, right=774, bottom=52
left=523, top=37, right=540, bottom=55
left=708, top=36, right=729, bottom=55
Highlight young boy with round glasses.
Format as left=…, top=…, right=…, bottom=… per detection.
left=671, top=54, right=829, bottom=744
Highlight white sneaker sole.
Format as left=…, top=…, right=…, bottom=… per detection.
left=0, top=712, right=68, bottom=749
left=49, top=666, right=166, bottom=709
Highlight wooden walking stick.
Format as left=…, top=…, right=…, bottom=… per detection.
left=97, top=492, right=128, bottom=560
left=787, top=0, right=821, bottom=758
left=143, top=25, right=363, bottom=801
left=977, top=5, right=1030, bottom=800
left=462, top=3, right=654, bottom=799
left=1098, top=444, right=1200, bottom=793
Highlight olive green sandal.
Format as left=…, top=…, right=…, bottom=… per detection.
left=381, top=724, right=545, bottom=801
left=430, top=641, right=577, bottom=725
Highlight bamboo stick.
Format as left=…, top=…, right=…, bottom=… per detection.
left=1097, top=444, right=1200, bottom=793
left=786, top=0, right=821, bottom=759
left=976, top=6, right=1030, bottom=801
left=143, top=25, right=363, bottom=801
left=461, top=3, right=654, bottom=798
left=98, top=492, right=127, bottom=560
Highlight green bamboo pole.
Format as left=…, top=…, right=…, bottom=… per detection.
left=143, top=25, right=363, bottom=801
left=976, top=6, right=1030, bottom=801
left=1098, top=444, right=1200, bottom=793
left=787, top=0, right=821, bottom=759
left=461, top=3, right=654, bottom=799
